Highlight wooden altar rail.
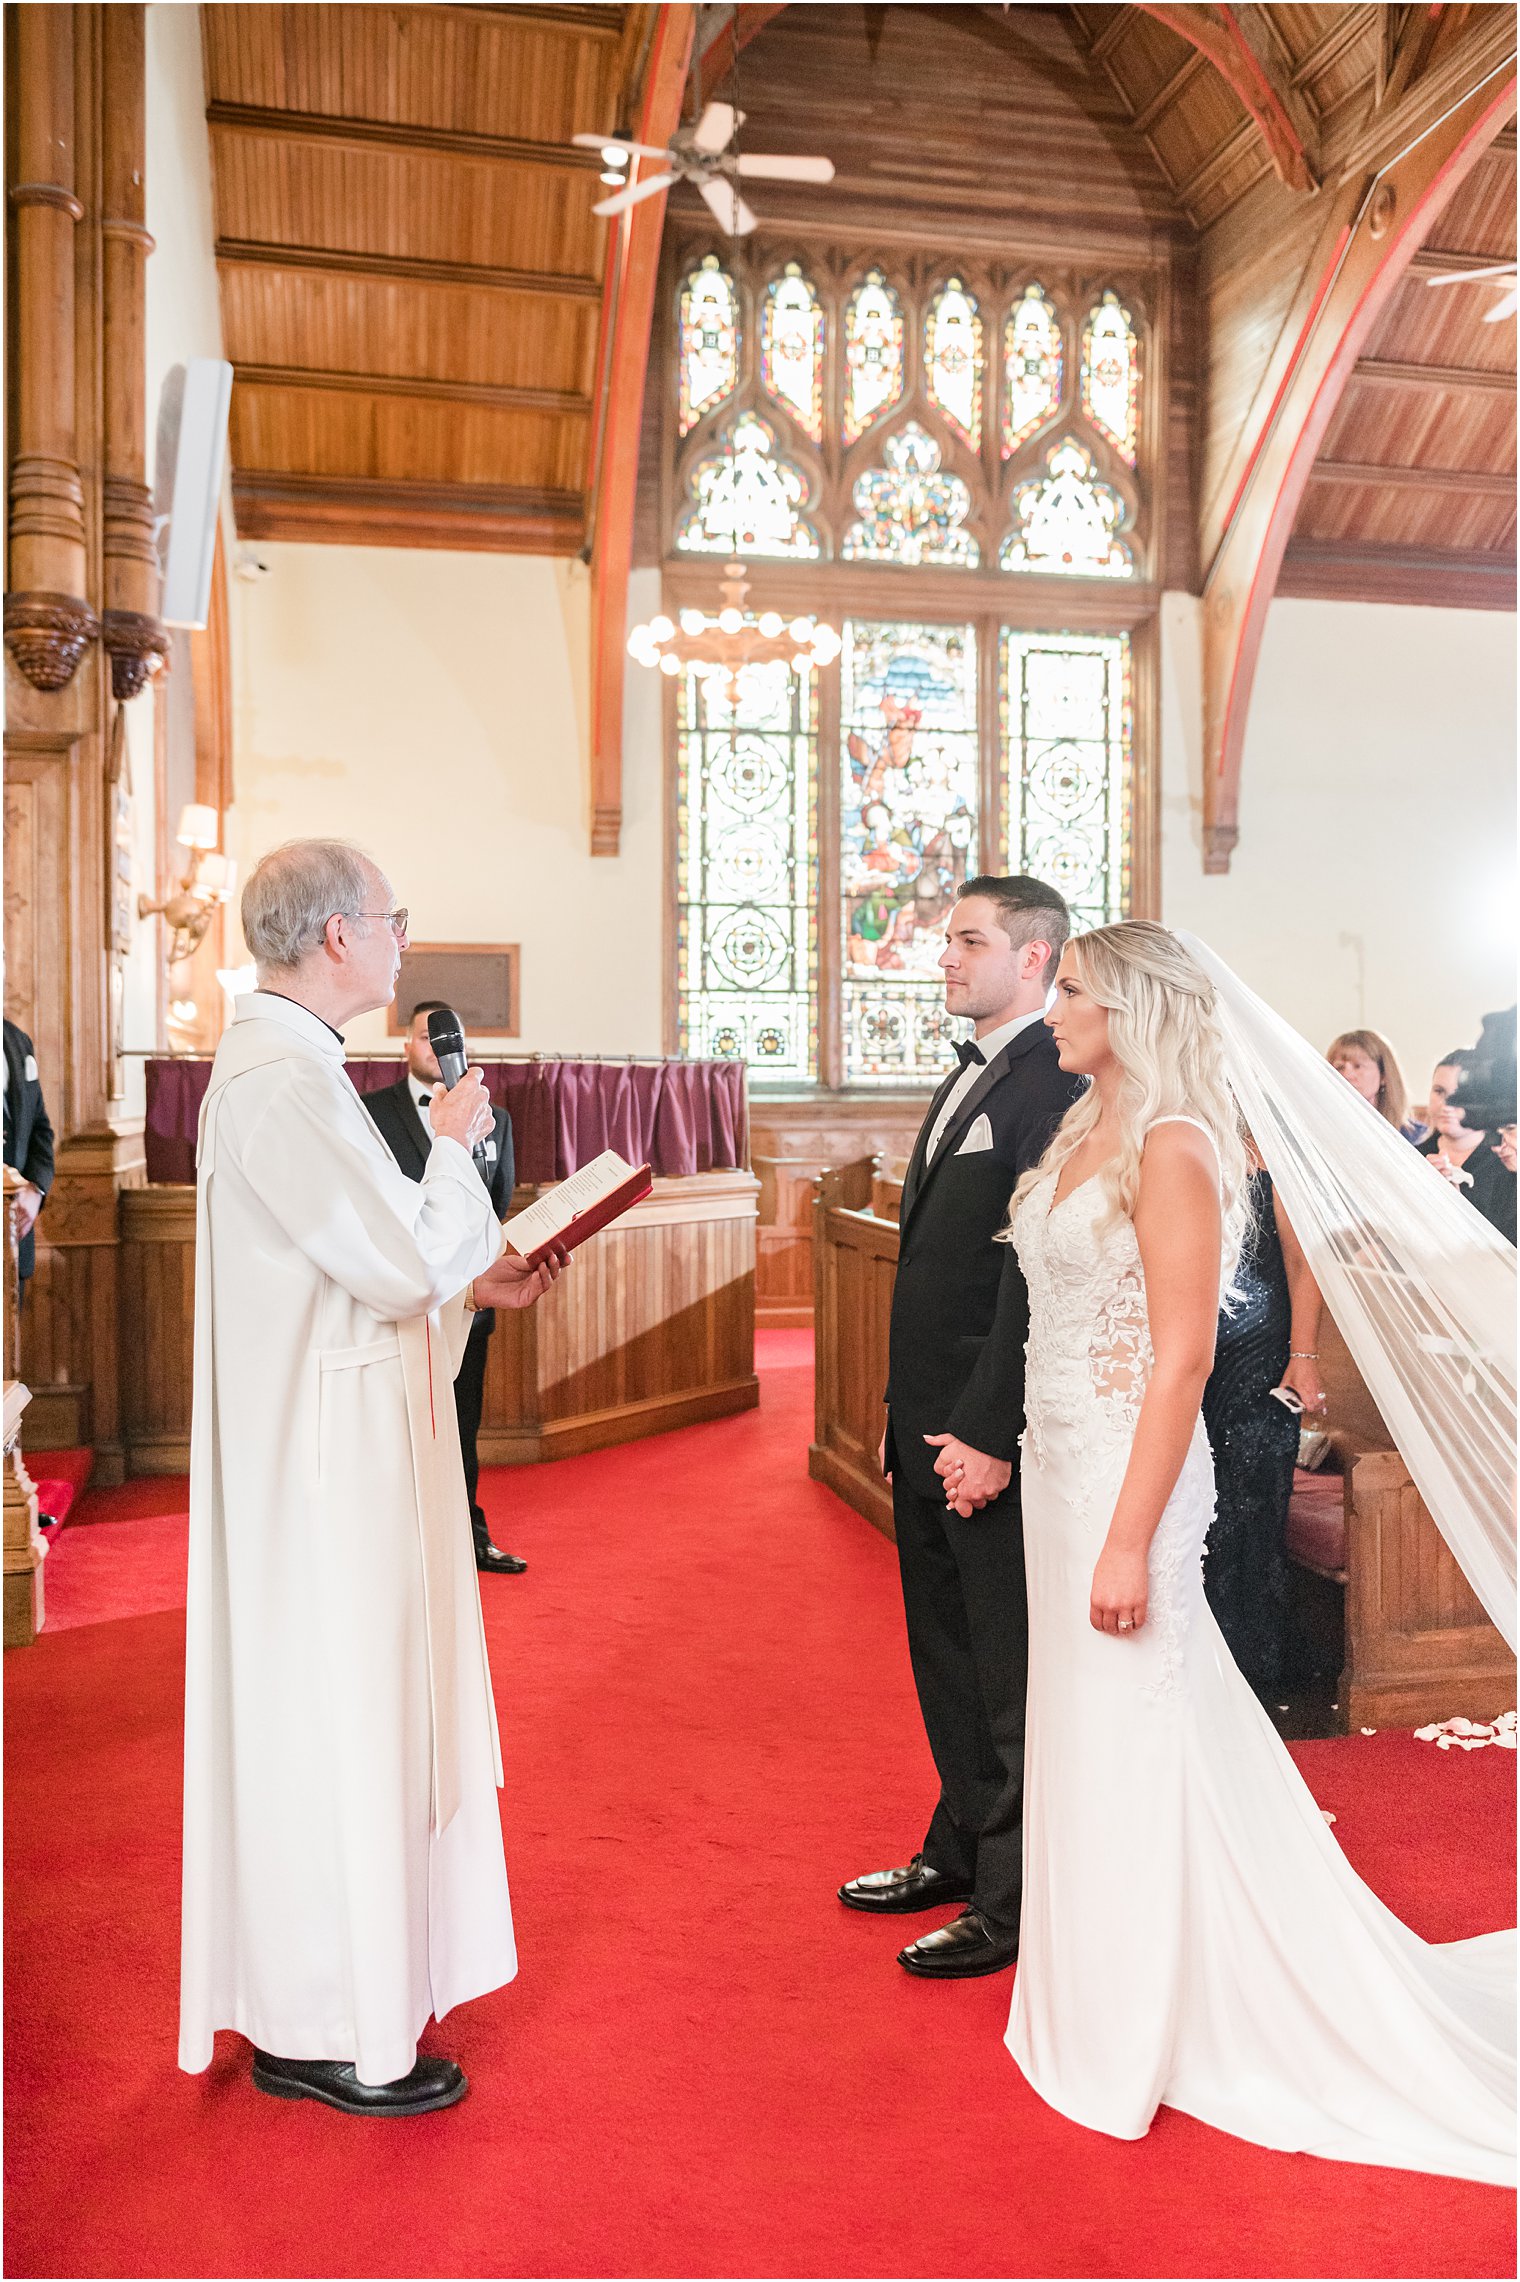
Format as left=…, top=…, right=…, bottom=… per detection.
left=810, top=1159, right=1515, bottom=1730
left=119, top=1172, right=758, bottom=1474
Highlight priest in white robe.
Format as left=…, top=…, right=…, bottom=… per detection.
left=179, top=838, right=561, bottom=2117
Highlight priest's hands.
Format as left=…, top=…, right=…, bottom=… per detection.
left=429, top=1067, right=494, bottom=1154
left=925, top=1434, right=1012, bottom=1516
left=471, top=1242, right=570, bottom=1310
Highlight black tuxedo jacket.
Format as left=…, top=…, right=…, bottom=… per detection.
left=3, top=1020, right=55, bottom=1282
left=885, top=1022, right=1082, bottom=1498
left=362, top=1075, right=515, bottom=1330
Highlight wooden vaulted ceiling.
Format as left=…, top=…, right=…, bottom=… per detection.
left=201, top=2, right=654, bottom=551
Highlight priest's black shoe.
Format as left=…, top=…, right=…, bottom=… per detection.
left=897, top=1906, right=1018, bottom=1978
left=838, top=1851, right=975, bottom=1914
left=475, top=1540, right=527, bottom=1574
left=251, top=2050, right=468, bottom=2116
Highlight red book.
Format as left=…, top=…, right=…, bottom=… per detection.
left=501, top=1149, right=654, bottom=1268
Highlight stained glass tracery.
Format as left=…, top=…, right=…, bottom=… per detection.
left=675, top=411, right=820, bottom=558
left=925, top=279, right=982, bottom=447
left=1001, top=631, right=1130, bottom=933
left=841, top=620, right=979, bottom=1085
left=1003, top=282, right=1063, bottom=457
left=1081, top=290, right=1140, bottom=466
left=760, top=262, right=824, bottom=443
left=678, top=256, right=739, bottom=436
left=842, top=423, right=980, bottom=568
left=1001, top=436, right=1132, bottom=578
left=677, top=656, right=817, bottom=1079
left=843, top=269, right=905, bottom=445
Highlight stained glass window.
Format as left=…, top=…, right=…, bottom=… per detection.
left=677, top=655, right=817, bottom=1079
left=1001, top=632, right=1130, bottom=932
left=1081, top=290, right=1140, bottom=466
left=675, top=412, right=821, bottom=558
left=841, top=621, right=979, bottom=1085
left=1003, top=282, right=1062, bottom=458
left=841, top=423, right=980, bottom=568
left=760, top=262, right=824, bottom=443
left=1001, top=437, right=1132, bottom=578
left=925, top=278, right=982, bottom=447
left=678, top=256, right=740, bottom=436
left=843, top=269, right=905, bottom=445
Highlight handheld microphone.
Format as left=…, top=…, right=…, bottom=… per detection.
left=426, top=1005, right=491, bottom=1178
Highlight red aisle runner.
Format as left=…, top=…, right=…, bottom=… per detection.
left=4, top=1334, right=1515, bottom=2280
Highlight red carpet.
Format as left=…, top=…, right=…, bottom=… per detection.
left=5, top=1333, right=1514, bottom=2279
left=31, top=1444, right=94, bottom=1530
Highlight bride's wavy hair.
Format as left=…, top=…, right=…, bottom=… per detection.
left=1007, top=920, right=1251, bottom=1281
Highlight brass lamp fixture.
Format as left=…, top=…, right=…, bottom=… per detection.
left=139, top=803, right=237, bottom=965
left=627, top=559, right=840, bottom=706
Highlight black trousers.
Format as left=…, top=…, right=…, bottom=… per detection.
left=452, top=1312, right=494, bottom=1558
left=892, top=1467, right=1029, bottom=1933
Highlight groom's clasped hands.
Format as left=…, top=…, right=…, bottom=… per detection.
left=924, top=1433, right=1012, bottom=1516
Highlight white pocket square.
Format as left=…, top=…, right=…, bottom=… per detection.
left=956, top=1113, right=995, bottom=1155
left=24, top=1054, right=38, bottom=1081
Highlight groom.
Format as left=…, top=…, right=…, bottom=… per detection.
left=840, top=875, right=1079, bottom=1977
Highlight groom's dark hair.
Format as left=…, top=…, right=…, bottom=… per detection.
left=959, top=874, right=1070, bottom=986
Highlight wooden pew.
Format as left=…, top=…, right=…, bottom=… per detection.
left=811, top=1169, right=1515, bottom=1727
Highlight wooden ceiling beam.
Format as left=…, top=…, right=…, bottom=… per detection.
left=206, top=101, right=604, bottom=172
left=232, top=471, right=584, bottom=554
left=1408, top=244, right=1516, bottom=275
left=1198, top=58, right=1515, bottom=872
left=1308, top=458, right=1516, bottom=495
left=1135, top=3, right=1318, bottom=189
left=214, top=239, right=603, bottom=302
left=1352, top=356, right=1516, bottom=393
left=1290, top=4, right=1378, bottom=92
left=1132, top=49, right=1209, bottom=138
left=589, top=2, right=695, bottom=859
left=696, top=4, right=790, bottom=101
left=1279, top=537, right=1516, bottom=610
left=233, top=364, right=593, bottom=415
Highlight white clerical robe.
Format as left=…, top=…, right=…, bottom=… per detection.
left=179, top=992, right=514, bottom=2085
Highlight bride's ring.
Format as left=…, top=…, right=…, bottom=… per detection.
left=1117, top=1618, right=1133, bottom=1630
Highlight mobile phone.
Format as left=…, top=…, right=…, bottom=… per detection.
left=1270, top=1384, right=1305, bottom=1415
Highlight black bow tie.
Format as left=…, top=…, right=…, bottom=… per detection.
left=953, top=1040, right=986, bottom=1072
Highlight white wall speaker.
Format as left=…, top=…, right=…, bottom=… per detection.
left=155, top=357, right=233, bottom=629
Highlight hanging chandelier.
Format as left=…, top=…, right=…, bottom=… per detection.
left=627, top=558, right=840, bottom=701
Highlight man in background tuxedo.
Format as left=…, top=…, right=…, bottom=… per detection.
left=4, top=1017, right=55, bottom=1304
left=839, top=877, right=1080, bottom=1978
left=365, top=1002, right=527, bottom=1574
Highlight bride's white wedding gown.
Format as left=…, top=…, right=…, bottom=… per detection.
left=1005, top=1120, right=1515, bottom=2186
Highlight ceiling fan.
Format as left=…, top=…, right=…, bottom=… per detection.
left=1424, top=261, right=1518, bottom=323
left=574, top=100, right=834, bottom=236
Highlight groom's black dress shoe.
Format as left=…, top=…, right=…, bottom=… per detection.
left=251, top=2050, right=468, bottom=2116
left=897, top=1906, right=1019, bottom=1978
left=838, top=1852, right=975, bottom=1914
left=476, top=1540, right=527, bottom=1574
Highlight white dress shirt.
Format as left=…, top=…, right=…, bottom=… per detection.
left=408, top=1073, right=435, bottom=1124
left=926, top=1006, right=1047, bottom=1161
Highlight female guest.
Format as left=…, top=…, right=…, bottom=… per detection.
left=1201, top=1162, right=1322, bottom=1706
left=1327, top=1029, right=1420, bottom=1140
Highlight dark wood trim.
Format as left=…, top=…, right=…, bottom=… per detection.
left=232, top=363, right=592, bottom=415
left=232, top=471, right=585, bottom=554
left=1352, top=356, right=1515, bottom=392
left=430, top=3, right=623, bottom=33
left=206, top=100, right=604, bottom=172
left=1133, top=50, right=1209, bottom=138
left=1277, top=539, right=1518, bottom=609
left=214, top=238, right=602, bottom=302
left=696, top=2, right=790, bottom=99
left=661, top=557, right=1162, bottom=632
left=1408, top=244, right=1519, bottom=276
left=1136, top=1, right=1318, bottom=191
left=1309, top=459, right=1516, bottom=495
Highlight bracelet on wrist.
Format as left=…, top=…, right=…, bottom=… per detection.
left=1289, top=1350, right=1318, bottom=1360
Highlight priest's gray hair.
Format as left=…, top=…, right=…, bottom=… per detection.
left=241, top=838, right=382, bottom=975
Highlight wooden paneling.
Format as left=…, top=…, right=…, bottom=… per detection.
left=118, top=1174, right=758, bottom=1475
left=808, top=1159, right=896, bottom=1537
left=750, top=1095, right=928, bottom=1322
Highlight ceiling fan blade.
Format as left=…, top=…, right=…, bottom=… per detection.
left=572, top=131, right=672, bottom=159
left=699, top=175, right=758, bottom=235
left=1482, top=287, right=1519, bottom=322
left=1424, top=263, right=1518, bottom=288
left=592, top=171, right=678, bottom=219
left=734, top=154, right=835, bottom=183
left=692, top=100, right=738, bottom=154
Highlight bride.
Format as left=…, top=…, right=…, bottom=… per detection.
left=993, top=920, right=1514, bottom=2185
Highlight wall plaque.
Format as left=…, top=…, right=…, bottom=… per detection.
left=387, top=942, right=520, bottom=1038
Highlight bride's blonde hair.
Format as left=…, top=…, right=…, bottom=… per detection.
left=1007, top=920, right=1251, bottom=1280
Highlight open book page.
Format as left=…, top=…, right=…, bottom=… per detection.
left=501, top=1149, right=648, bottom=1261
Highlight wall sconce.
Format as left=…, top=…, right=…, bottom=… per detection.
left=139, top=803, right=237, bottom=964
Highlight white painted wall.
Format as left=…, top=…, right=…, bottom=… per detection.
left=1160, top=592, right=1516, bottom=1108
left=228, top=548, right=666, bottom=1055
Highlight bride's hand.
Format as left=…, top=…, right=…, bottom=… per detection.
left=1090, top=1542, right=1148, bottom=1636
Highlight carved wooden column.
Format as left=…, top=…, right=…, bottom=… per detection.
left=4, top=5, right=98, bottom=691
left=99, top=3, right=165, bottom=702
left=3, top=1169, right=46, bottom=1649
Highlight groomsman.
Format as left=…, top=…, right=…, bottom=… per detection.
left=365, top=1005, right=526, bottom=1574
left=3, top=1017, right=54, bottom=1303
left=840, top=876, right=1080, bottom=1977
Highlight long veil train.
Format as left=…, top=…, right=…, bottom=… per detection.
left=1179, top=934, right=1517, bottom=1651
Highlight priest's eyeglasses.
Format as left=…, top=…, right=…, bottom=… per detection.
left=348, top=907, right=410, bottom=940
